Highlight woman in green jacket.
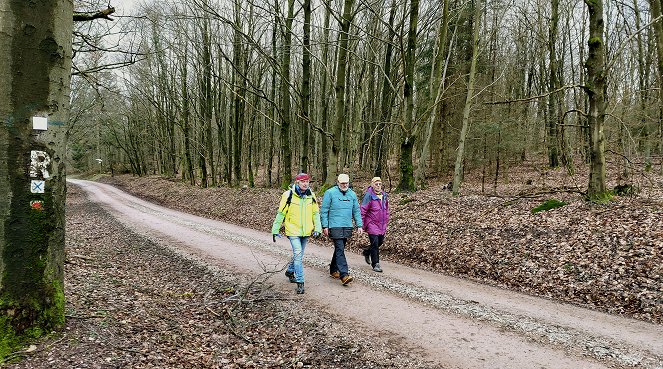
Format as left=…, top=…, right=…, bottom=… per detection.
left=271, top=173, right=321, bottom=294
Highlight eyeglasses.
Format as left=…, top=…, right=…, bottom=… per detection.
left=338, top=182, right=349, bottom=185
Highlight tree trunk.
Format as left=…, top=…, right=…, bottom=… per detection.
left=280, top=0, right=295, bottom=185
left=649, top=0, right=663, bottom=157
left=414, top=0, right=449, bottom=188
left=300, top=0, right=312, bottom=173
left=267, top=0, right=279, bottom=186
left=327, top=0, right=356, bottom=184
left=547, top=0, right=560, bottom=168
left=180, top=56, right=195, bottom=185
left=318, top=0, right=332, bottom=183
left=374, top=0, right=397, bottom=178
left=232, top=0, right=245, bottom=187
left=584, top=0, right=608, bottom=199
left=0, top=0, right=72, bottom=357
left=452, top=0, right=482, bottom=196
left=396, top=0, right=420, bottom=192
left=197, top=14, right=214, bottom=188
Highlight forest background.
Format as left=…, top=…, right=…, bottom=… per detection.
left=70, top=0, right=663, bottom=197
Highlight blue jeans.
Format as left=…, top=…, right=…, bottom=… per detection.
left=287, top=236, right=308, bottom=283
left=329, top=238, right=349, bottom=278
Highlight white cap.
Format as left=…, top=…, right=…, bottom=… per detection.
left=337, top=173, right=350, bottom=183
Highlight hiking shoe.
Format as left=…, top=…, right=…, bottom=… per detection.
left=330, top=271, right=340, bottom=279
left=285, top=270, right=296, bottom=283
left=373, top=263, right=383, bottom=273
left=340, top=275, right=354, bottom=285
left=363, top=250, right=370, bottom=265
left=296, top=282, right=305, bottom=294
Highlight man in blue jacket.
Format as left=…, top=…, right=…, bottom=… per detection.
left=321, top=173, right=363, bottom=285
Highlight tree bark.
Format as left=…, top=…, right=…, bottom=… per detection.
left=374, top=0, right=397, bottom=178
left=280, top=0, right=295, bottom=185
left=547, top=0, right=560, bottom=168
left=318, top=0, right=332, bottom=183
left=414, top=0, right=449, bottom=188
left=327, top=0, right=355, bottom=184
left=0, top=0, right=72, bottom=357
left=584, top=0, right=608, bottom=199
left=396, top=0, right=420, bottom=192
left=649, top=0, right=663, bottom=157
left=452, top=0, right=482, bottom=196
left=300, top=0, right=312, bottom=173
left=232, top=0, right=245, bottom=187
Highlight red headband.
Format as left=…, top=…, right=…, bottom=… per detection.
left=295, top=173, right=310, bottom=181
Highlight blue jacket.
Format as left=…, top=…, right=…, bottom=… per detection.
left=320, top=185, right=363, bottom=229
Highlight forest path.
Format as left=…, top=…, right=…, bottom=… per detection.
left=69, top=179, right=663, bottom=369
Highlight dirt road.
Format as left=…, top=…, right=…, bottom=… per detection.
left=69, top=179, right=663, bottom=369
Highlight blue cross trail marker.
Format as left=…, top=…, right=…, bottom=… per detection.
left=31, top=180, right=45, bottom=194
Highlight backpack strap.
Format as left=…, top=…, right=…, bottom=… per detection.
left=280, top=190, right=293, bottom=213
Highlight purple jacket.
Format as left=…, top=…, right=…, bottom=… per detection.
left=360, top=186, right=389, bottom=235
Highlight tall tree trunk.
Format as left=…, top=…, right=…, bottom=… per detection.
left=584, top=0, right=608, bottom=199
left=232, top=0, right=245, bottom=187
left=361, top=10, right=379, bottom=170
left=0, top=0, right=72, bottom=357
left=452, top=0, right=482, bottom=196
left=396, top=0, right=421, bottom=192
left=181, top=56, right=195, bottom=185
left=374, top=0, right=398, bottom=178
left=327, top=0, right=356, bottom=184
left=649, top=0, right=663, bottom=157
left=318, top=0, right=332, bottom=183
left=300, top=0, right=312, bottom=173
left=280, top=0, right=295, bottom=185
left=199, top=15, right=215, bottom=187
left=415, top=0, right=449, bottom=188
left=267, top=0, right=279, bottom=186
left=547, top=0, right=560, bottom=168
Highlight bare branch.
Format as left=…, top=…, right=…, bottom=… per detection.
left=485, top=84, right=584, bottom=105
left=74, top=7, right=116, bottom=22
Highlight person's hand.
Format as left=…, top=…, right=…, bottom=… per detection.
left=356, top=228, right=364, bottom=235
left=273, top=234, right=282, bottom=242
left=312, top=231, right=320, bottom=238
left=323, top=228, right=329, bottom=236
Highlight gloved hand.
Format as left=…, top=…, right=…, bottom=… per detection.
left=272, top=234, right=282, bottom=242
left=311, top=231, right=320, bottom=238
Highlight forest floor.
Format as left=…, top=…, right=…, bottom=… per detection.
left=3, top=161, right=662, bottom=368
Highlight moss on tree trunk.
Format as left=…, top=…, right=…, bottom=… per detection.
left=0, top=0, right=72, bottom=359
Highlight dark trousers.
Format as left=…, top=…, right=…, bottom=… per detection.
left=363, top=234, right=384, bottom=267
left=329, top=238, right=349, bottom=278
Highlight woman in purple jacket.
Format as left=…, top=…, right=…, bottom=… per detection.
left=360, top=177, right=389, bottom=272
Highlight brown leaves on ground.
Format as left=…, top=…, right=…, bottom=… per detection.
left=101, top=164, right=663, bottom=325
left=7, top=185, right=437, bottom=368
